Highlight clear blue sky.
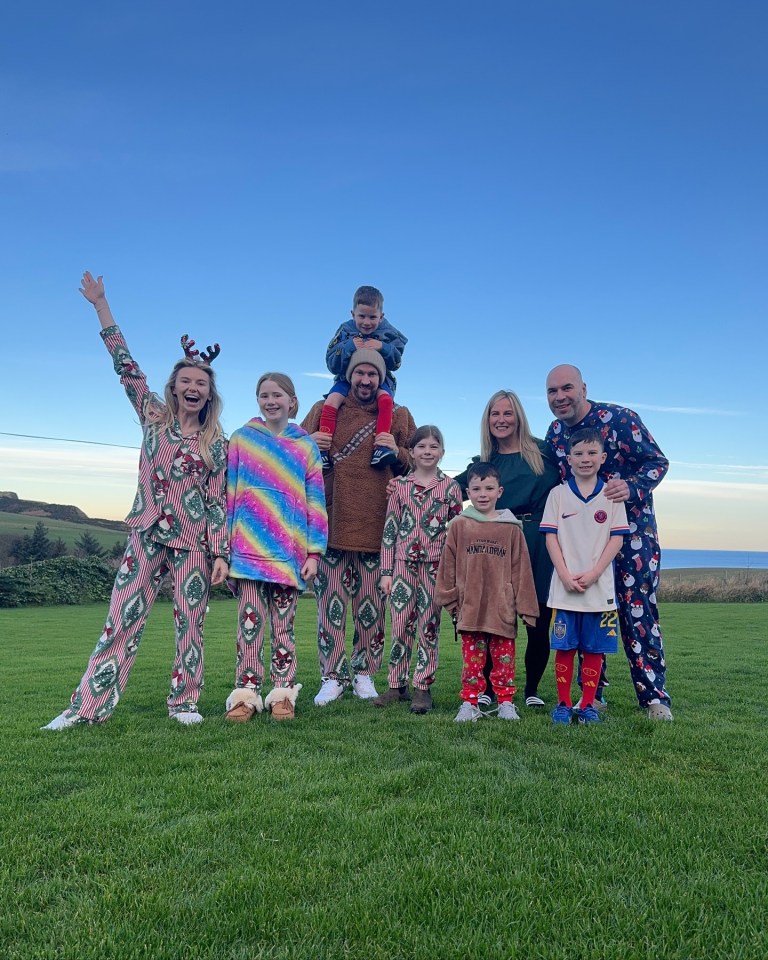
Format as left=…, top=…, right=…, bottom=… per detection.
left=1, top=1, right=765, bottom=550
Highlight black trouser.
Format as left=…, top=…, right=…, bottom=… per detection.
left=482, top=601, right=551, bottom=699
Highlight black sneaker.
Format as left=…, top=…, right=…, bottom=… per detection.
left=477, top=690, right=497, bottom=708
left=370, top=446, right=397, bottom=469
left=321, top=450, right=333, bottom=472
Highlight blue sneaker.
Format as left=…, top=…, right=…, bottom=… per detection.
left=550, top=703, right=573, bottom=725
left=573, top=704, right=602, bottom=724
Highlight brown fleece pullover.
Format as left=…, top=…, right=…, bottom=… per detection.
left=435, top=507, right=539, bottom=639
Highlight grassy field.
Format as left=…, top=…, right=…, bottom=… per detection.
left=0, top=511, right=126, bottom=555
left=1, top=600, right=767, bottom=960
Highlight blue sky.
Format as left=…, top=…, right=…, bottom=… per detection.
left=1, top=1, right=765, bottom=550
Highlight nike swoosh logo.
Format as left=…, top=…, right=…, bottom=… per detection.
left=561, top=513, right=577, bottom=518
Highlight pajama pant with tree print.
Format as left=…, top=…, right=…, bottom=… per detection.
left=232, top=579, right=299, bottom=690
left=313, top=548, right=386, bottom=683
left=63, top=530, right=212, bottom=721
left=386, top=559, right=441, bottom=691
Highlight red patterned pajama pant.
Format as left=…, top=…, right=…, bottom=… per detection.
left=387, top=559, right=441, bottom=690
left=312, top=548, right=386, bottom=683
left=63, top=530, right=212, bottom=721
left=233, top=579, right=299, bottom=690
left=460, top=631, right=516, bottom=704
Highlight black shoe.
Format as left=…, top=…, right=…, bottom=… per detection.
left=321, top=450, right=333, bottom=472
left=370, top=446, right=397, bottom=469
left=477, top=690, right=497, bottom=708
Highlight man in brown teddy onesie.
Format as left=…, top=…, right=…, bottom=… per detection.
left=302, top=349, right=416, bottom=707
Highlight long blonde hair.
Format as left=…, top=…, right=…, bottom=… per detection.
left=479, top=389, right=545, bottom=475
left=161, top=361, right=224, bottom=470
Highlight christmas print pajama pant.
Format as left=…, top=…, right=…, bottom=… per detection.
left=460, top=631, right=516, bottom=704
left=580, top=538, right=671, bottom=707
left=232, top=579, right=299, bottom=691
left=615, top=538, right=670, bottom=707
left=313, top=548, right=386, bottom=683
left=63, top=530, right=212, bottom=721
left=386, top=559, right=441, bottom=690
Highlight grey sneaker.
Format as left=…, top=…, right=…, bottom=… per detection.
left=497, top=702, right=520, bottom=721
left=454, top=702, right=482, bottom=723
left=647, top=702, right=673, bottom=721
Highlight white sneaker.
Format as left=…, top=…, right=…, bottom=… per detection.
left=454, top=702, right=482, bottom=722
left=314, top=678, right=345, bottom=706
left=352, top=674, right=379, bottom=699
left=172, top=711, right=204, bottom=725
left=41, top=711, right=79, bottom=731
left=498, top=702, right=520, bottom=721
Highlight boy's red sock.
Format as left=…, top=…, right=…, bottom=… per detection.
left=579, top=652, right=603, bottom=707
left=375, top=392, right=394, bottom=435
left=554, top=649, right=576, bottom=707
left=319, top=404, right=338, bottom=436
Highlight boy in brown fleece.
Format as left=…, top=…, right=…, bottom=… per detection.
left=435, top=462, right=538, bottom=722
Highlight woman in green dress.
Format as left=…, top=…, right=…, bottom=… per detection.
left=454, top=390, right=560, bottom=707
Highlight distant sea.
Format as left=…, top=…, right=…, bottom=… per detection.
left=663, top=549, right=768, bottom=570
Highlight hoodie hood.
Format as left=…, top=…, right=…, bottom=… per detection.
left=243, top=417, right=309, bottom=440
left=453, top=505, right=523, bottom=529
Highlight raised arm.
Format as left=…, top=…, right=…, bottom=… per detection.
left=80, top=271, right=115, bottom=330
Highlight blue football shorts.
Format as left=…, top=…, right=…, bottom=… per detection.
left=549, top=608, right=619, bottom=654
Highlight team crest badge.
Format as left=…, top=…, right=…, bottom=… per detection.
left=594, top=510, right=607, bottom=524
left=553, top=620, right=567, bottom=640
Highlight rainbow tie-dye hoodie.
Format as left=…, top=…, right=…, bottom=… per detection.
left=226, top=418, right=328, bottom=588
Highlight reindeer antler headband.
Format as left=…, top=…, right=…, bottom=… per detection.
left=180, top=334, right=221, bottom=365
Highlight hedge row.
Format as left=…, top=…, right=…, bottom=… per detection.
left=0, top=557, right=117, bottom=607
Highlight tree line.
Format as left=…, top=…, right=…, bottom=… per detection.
left=9, top=521, right=124, bottom=565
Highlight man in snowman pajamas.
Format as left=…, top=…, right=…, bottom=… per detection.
left=544, top=364, right=672, bottom=719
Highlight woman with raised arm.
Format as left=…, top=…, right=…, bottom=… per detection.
left=43, top=272, right=229, bottom=730
left=454, top=390, right=560, bottom=709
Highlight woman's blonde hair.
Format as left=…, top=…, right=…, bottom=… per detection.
left=479, top=389, right=544, bottom=475
left=256, top=372, right=299, bottom=418
left=161, top=361, right=224, bottom=470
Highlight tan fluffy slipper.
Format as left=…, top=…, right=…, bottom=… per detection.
left=264, top=684, right=302, bottom=721
left=224, top=688, right=263, bottom=722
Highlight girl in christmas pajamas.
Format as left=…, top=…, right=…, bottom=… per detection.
left=224, top=373, right=327, bottom=722
left=374, top=426, right=463, bottom=714
left=43, top=272, right=229, bottom=730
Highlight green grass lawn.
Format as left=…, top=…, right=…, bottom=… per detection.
left=1, top=600, right=766, bottom=960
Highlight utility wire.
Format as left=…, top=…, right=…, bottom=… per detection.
left=0, top=431, right=139, bottom=450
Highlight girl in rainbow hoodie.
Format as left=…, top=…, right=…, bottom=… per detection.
left=225, top=373, right=327, bottom=721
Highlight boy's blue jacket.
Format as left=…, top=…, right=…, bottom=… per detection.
left=326, top=317, right=408, bottom=391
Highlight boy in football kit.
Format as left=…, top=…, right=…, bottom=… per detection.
left=540, top=428, right=630, bottom=724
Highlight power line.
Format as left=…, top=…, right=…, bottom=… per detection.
left=0, top=431, right=139, bottom=451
